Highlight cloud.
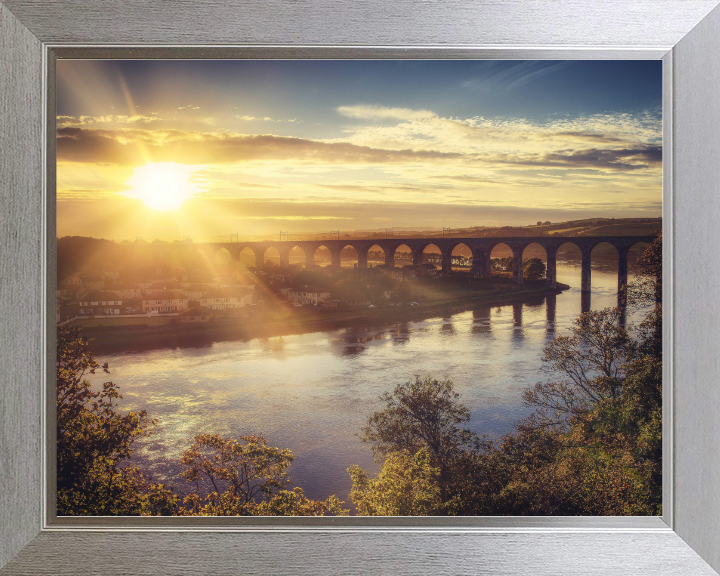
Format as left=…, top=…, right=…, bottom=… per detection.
left=554, top=131, right=625, bottom=143
left=56, top=114, right=160, bottom=127
left=337, top=105, right=437, bottom=121
left=461, top=61, right=573, bottom=93
left=237, top=115, right=297, bottom=123
left=339, top=109, right=662, bottom=156
left=490, top=145, right=662, bottom=171
left=56, top=127, right=461, bottom=166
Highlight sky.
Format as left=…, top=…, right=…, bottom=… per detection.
left=56, top=60, right=662, bottom=241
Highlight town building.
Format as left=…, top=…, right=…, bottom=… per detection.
left=141, top=291, right=188, bottom=313
left=287, top=285, right=331, bottom=305
left=198, top=288, right=252, bottom=310
left=77, top=291, right=124, bottom=315
left=181, top=284, right=212, bottom=300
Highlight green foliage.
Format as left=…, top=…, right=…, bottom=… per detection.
left=56, top=326, right=177, bottom=515
left=522, top=257, right=546, bottom=281
left=349, top=449, right=447, bottom=515
left=360, top=376, right=479, bottom=503
left=361, top=376, right=477, bottom=465
left=179, top=433, right=347, bottom=516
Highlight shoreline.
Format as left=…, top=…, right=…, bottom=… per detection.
left=79, top=282, right=569, bottom=354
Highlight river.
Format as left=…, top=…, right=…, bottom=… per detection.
left=85, top=262, right=649, bottom=505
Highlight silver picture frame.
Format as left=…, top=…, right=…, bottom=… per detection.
left=2, top=1, right=720, bottom=573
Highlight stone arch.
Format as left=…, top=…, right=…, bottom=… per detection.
left=314, top=244, right=333, bottom=268
left=420, top=242, right=442, bottom=266
left=287, top=245, right=306, bottom=267
left=489, top=242, right=513, bottom=277
left=366, top=244, right=385, bottom=268
left=555, top=241, right=582, bottom=287
left=392, top=244, right=413, bottom=267
left=237, top=246, right=257, bottom=268
left=263, top=245, right=281, bottom=268
left=449, top=242, right=473, bottom=272
left=215, top=247, right=232, bottom=266
left=590, top=241, right=619, bottom=266
left=521, top=242, right=548, bottom=282
left=590, top=241, right=620, bottom=295
left=556, top=241, right=588, bottom=292
left=340, top=244, right=359, bottom=268
left=556, top=241, right=583, bottom=262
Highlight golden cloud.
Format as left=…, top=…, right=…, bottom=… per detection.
left=56, top=127, right=461, bottom=166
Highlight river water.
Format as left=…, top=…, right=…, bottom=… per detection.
left=86, top=263, right=648, bottom=504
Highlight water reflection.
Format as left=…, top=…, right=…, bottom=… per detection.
left=342, top=345, right=365, bottom=356
left=86, top=263, right=651, bottom=505
left=441, top=322, right=455, bottom=334
left=546, top=294, right=556, bottom=332
left=512, top=302, right=523, bottom=327
left=471, top=306, right=491, bottom=335
left=581, top=291, right=592, bottom=313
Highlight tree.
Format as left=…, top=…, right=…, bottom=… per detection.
left=56, top=327, right=177, bottom=515
left=523, top=257, right=546, bottom=281
left=523, top=307, right=632, bottom=428
left=178, top=433, right=347, bottom=516
left=631, top=234, right=662, bottom=306
left=348, top=449, right=446, bottom=515
left=360, top=376, right=478, bottom=500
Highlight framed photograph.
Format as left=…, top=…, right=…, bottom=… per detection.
left=2, top=1, right=720, bottom=574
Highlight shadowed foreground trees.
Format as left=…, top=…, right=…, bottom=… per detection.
left=57, top=327, right=177, bottom=515
left=178, top=433, right=346, bottom=516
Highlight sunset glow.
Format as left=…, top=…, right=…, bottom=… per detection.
left=56, top=60, right=662, bottom=241
left=124, top=163, right=201, bottom=211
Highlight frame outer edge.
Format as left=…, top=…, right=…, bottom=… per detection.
left=672, top=3, right=720, bottom=573
left=0, top=2, right=43, bottom=571
left=1, top=0, right=719, bottom=46
left=1, top=1, right=719, bottom=575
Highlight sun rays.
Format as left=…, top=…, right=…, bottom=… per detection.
left=124, top=163, right=203, bottom=211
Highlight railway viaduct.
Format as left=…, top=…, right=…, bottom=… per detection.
left=183, top=235, right=657, bottom=293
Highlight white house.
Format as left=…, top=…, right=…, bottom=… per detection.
left=181, top=284, right=212, bottom=300
left=141, top=291, right=188, bottom=313
left=199, top=288, right=252, bottom=310
left=77, top=291, right=123, bottom=315
left=287, top=285, right=331, bottom=305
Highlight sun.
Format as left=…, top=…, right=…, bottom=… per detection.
left=125, top=162, right=201, bottom=211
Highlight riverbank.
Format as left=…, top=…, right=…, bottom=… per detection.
left=76, top=280, right=569, bottom=353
